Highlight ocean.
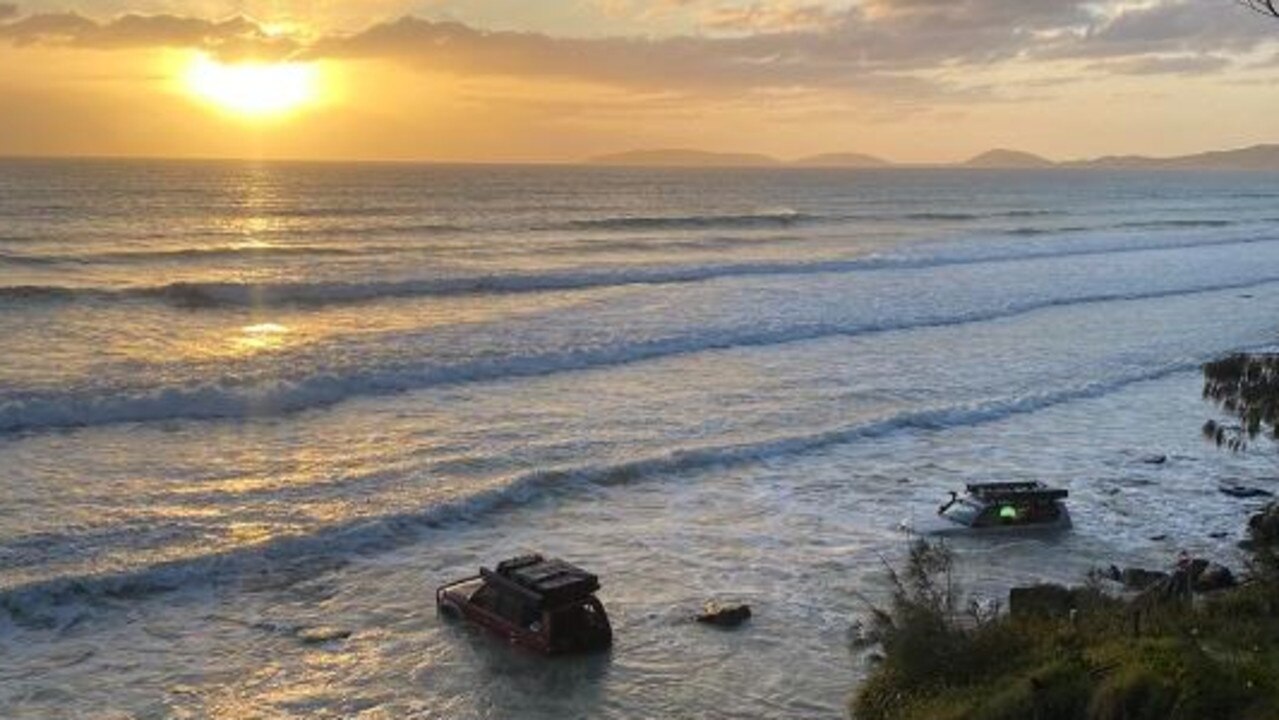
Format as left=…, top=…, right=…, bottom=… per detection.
left=1, top=158, right=1277, bottom=718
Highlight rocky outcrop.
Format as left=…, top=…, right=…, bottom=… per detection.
left=1220, top=483, right=1273, bottom=499
left=696, top=601, right=752, bottom=628
left=1009, top=584, right=1089, bottom=618
left=1193, top=563, right=1236, bottom=593
left=1247, top=502, right=1279, bottom=546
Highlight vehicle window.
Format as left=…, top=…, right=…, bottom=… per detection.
left=551, top=600, right=608, bottom=635
left=471, top=584, right=498, bottom=610
left=483, top=591, right=539, bottom=628
left=450, top=578, right=485, bottom=602
left=942, top=499, right=982, bottom=526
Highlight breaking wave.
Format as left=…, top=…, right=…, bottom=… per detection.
left=564, top=207, right=1064, bottom=230
left=2, top=233, right=1278, bottom=310
left=0, top=358, right=1199, bottom=627
left=2, top=274, right=1277, bottom=435
left=0, top=244, right=364, bottom=266
left=565, top=208, right=815, bottom=230
left=1116, top=219, right=1236, bottom=230
left=1005, top=226, right=1091, bottom=236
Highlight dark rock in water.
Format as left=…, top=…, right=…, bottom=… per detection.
left=1009, top=584, right=1082, bottom=618
left=696, top=602, right=752, bottom=628
left=1193, top=563, right=1236, bottom=593
left=1121, top=567, right=1169, bottom=590
left=1208, top=531, right=1229, bottom=539
left=1248, top=502, right=1279, bottom=547
left=847, top=619, right=874, bottom=650
left=1140, top=454, right=1167, bottom=465
left=1149, top=534, right=1168, bottom=542
left=1220, top=483, right=1273, bottom=499
left=1126, top=556, right=1238, bottom=602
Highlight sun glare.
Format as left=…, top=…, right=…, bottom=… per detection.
left=185, top=54, right=320, bottom=117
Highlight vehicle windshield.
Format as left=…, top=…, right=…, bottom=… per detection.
left=941, top=499, right=983, bottom=526
left=444, top=576, right=485, bottom=599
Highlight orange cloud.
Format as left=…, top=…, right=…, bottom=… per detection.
left=699, top=2, right=842, bottom=32
left=0, top=11, right=296, bottom=59
left=0, top=0, right=1274, bottom=97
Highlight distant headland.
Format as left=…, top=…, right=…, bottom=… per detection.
left=587, top=144, right=1279, bottom=171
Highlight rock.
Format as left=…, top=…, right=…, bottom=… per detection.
left=1220, top=483, right=1273, bottom=499
left=696, top=602, right=752, bottom=628
left=1140, top=454, right=1168, bottom=465
left=1121, top=567, right=1169, bottom=590
left=1193, top=563, right=1236, bottom=593
left=1009, top=584, right=1077, bottom=618
left=1149, top=534, right=1168, bottom=542
left=847, top=619, right=875, bottom=649
left=1249, top=502, right=1279, bottom=546
left=1187, top=558, right=1210, bottom=579
left=1208, top=531, right=1229, bottom=539
left=1142, top=569, right=1192, bottom=603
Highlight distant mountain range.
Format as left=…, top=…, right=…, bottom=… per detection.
left=961, top=149, right=1055, bottom=169
left=587, top=144, right=1279, bottom=170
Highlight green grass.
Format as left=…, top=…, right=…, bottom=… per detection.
left=850, top=539, right=1279, bottom=720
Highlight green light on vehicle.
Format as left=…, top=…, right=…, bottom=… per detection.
left=1000, top=505, right=1017, bottom=520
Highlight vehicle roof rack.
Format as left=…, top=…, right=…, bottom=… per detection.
left=966, top=482, right=1068, bottom=501
left=481, top=554, right=601, bottom=606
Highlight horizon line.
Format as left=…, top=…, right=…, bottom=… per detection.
left=2, top=140, right=1277, bottom=170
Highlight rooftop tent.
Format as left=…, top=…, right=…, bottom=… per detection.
left=967, top=482, right=1068, bottom=502
left=483, top=554, right=602, bottom=607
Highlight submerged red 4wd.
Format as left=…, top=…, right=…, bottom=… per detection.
left=436, top=554, right=613, bottom=654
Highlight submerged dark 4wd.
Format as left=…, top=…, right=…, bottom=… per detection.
left=932, top=481, right=1071, bottom=534
left=436, top=554, right=613, bottom=654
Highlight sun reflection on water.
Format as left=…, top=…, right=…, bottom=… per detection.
left=237, top=322, right=291, bottom=352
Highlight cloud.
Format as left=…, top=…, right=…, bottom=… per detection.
left=307, top=17, right=819, bottom=91
left=0, top=4, right=16, bottom=20
left=699, top=3, right=842, bottom=32
left=1089, top=53, right=1233, bottom=76
left=0, top=11, right=296, bottom=58
left=1064, top=0, right=1274, bottom=58
left=863, top=0, right=1091, bottom=28
left=0, top=0, right=1275, bottom=95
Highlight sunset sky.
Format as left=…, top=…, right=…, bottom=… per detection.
left=1, top=0, right=1276, bottom=163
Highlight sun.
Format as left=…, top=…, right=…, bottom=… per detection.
left=184, top=54, right=321, bottom=118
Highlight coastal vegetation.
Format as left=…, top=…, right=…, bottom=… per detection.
left=851, top=353, right=1279, bottom=720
